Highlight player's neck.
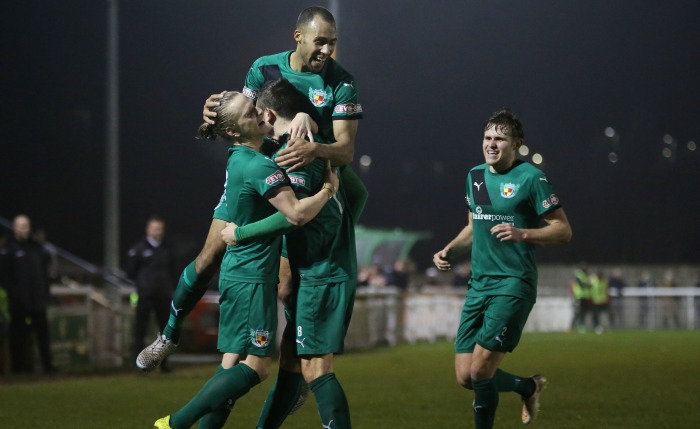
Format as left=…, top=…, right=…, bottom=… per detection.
left=273, top=119, right=293, bottom=138
left=236, top=137, right=263, bottom=152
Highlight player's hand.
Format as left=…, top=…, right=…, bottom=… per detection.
left=289, top=112, right=318, bottom=141
left=322, top=160, right=340, bottom=195
left=490, top=223, right=527, bottom=242
left=221, top=222, right=239, bottom=246
left=203, top=91, right=225, bottom=125
left=275, top=138, right=317, bottom=172
left=433, top=249, right=452, bottom=271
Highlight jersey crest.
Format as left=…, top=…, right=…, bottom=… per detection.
left=500, top=182, right=520, bottom=199
left=309, top=88, right=332, bottom=107
left=251, top=329, right=270, bottom=348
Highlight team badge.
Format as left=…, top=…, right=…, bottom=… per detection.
left=309, top=88, right=332, bottom=107
left=500, top=182, right=520, bottom=198
left=251, top=329, right=270, bottom=348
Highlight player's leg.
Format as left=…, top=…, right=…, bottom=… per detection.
left=163, top=218, right=227, bottom=342
left=166, top=354, right=268, bottom=429
left=158, top=280, right=277, bottom=429
left=255, top=327, right=305, bottom=429
left=138, top=218, right=227, bottom=371
left=256, top=264, right=306, bottom=429
left=297, top=282, right=353, bottom=429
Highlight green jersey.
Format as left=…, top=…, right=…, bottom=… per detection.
left=465, top=160, right=561, bottom=302
left=243, top=50, right=363, bottom=142
left=219, top=146, right=291, bottom=284
left=274, top=140, right=356, bottom=285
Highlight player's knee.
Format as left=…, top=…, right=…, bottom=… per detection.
left=456, top=371, right=473, bottom=389
left=278, top=282, right=294, bottom=307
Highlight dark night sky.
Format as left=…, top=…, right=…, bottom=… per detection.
left=2, top=1, right=699, bottom=270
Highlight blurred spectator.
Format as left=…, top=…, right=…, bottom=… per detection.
left=451, top=262, right=471, bottom=288
left=0, top=214, right=56, bottom=374
left=358, top=264, right=387, bottom=288
left=658, top=269, right=680, bottom=329
left=385, top=259, right=411, bottom=291
left=32, top=227, right=59, bottom=283
left=126, top=216, right=176, bottom=371
left=590, top=268, right=610, bottom=334
left=607, top=267, right=627, bottom=329
left=570, top=262, right=592, bottom=333
left=637, top=270, right=654, bottom=328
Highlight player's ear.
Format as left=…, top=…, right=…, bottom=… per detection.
left=293, top=29, right=302, bottom=43
left=225, top=126, right=240, bottom=140
left=264, top=108, right=276, bottom=124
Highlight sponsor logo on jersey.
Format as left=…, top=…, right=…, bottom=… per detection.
left=251, top=329, right=270, bottom=348
left=500, top=182, right=520, bottom=198
left=242, top=86, right=257, bottom=100
left=473, top=206, right=516, bottom=223
left=289, top=175, right=306, bottom=187
left=542, top=193, right=560, bottom=209
left=473, top=181, right=483, bottom=191
left=334, top=103, right=363, bottom=114
left=265, top=170, right=285, bottom=185
left=309, top=88, right=332, bottom=107
left=465, top=195, right=471, bottom=206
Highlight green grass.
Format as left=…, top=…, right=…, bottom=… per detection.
left=1, top=331, right=699, bottom=428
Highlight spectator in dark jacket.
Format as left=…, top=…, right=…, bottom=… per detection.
left=0, top=214, right=56, bottom=374
left=126, top=216, right=176, bottom=371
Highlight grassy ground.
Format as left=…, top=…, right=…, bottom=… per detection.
left=1, top=330, right=699, bottom=428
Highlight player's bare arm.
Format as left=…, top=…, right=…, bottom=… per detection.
left=275, top=119, right=357, bottom=171
left=433, top=213, right=474, bottom=271
left=491, top=207, right=572, bottom=245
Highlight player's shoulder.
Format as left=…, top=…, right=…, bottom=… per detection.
left=324, top=58, right=355, bottom=84
left=250, top=50, right=292, bottom=68
left=469, top=163, right=489, bottom=174
left=513, top=160, right=547, bottom=180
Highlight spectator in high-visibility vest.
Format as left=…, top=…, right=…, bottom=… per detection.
left=590, top=268, right=610, bottom=334
left=570, top=263, right=592, bottom=333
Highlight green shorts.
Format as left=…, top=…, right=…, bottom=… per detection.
left=217, top=280, right=278, bottom=357
left=455, top=294, right=534, bottom=354
left=294, top=280, right=356, bottom=356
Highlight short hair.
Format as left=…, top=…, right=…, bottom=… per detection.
left=146, top=215, right=165, bottom=226
left=484, top=108, right=525, bottom=141
left=296, top=6, right=335, bottom=30
left=256, top=79, right=307, bottom=120
left=197, top=91, right=241, bottom=141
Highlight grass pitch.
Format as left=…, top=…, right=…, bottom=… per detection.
left=1, top=331, right=699, bottom=428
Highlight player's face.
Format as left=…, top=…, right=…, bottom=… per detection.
left=226, top=94, right=272, bottom=138
left=482, top=125, right=519, bottom=173
left=295, top=17, right=337, bottom=73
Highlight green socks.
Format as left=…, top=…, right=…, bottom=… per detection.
left=492, top=369, right=535, bottom=397
left=169, top=363, right=260, bottom=429
left=255, top=368, right=305, bottom=429
left=472, top=378, right=498, bottom=429
left=163, top=261, right=212, bottom=342
left=197, top=366, right=236, bottom=429
left=310, top=373, right=351, bottom=429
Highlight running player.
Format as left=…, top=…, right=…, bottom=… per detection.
left=433, top=109, right=572, bottom=428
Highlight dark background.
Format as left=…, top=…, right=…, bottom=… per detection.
left=2, top=1, right=699, bottom=270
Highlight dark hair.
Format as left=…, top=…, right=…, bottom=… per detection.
left=256, top=79, right=306, bottom=120
left=197, top=91, right=240, bottom=141
left=484, top=108, right=525, bottom=141
left=297, top=6, right=335, bottom=30
left=147, top=215, right=165, bottom=225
